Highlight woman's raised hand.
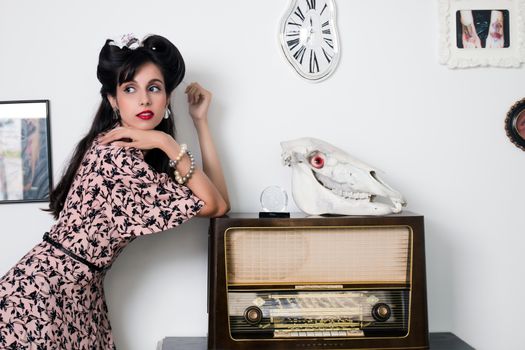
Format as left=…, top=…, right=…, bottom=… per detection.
left=185, top=82, right=212, bottom=123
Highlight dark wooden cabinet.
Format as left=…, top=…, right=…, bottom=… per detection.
left=207, top=212, right=429, bottom=350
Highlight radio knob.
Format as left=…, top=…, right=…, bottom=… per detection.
left=372, top=303, right=392, bottom=322
left=244, top=306, right=263, bottom=325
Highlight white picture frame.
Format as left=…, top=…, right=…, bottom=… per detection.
left=0, top=100, right=52, bottom=203
left=439, top=0, right=525, bottom=68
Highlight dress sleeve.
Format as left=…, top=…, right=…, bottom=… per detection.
left=101, top=145, right=204, bottom=236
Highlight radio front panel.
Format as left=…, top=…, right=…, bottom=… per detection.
left=208, top=214, right=429, bottom=350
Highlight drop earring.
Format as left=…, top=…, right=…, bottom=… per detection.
left=164, top=107, right=171, bottom=119
left=113, top=108, right=120, bottom=121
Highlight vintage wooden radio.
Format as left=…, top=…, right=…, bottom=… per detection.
left=207, top=212, right=429, bottom=350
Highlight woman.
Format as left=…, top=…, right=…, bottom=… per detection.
left=0, top=34, right=230, bottom=349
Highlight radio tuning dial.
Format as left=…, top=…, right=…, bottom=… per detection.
left=244, top=306, right=263, bottom=325
left=372, top=303, right=392, bottom=322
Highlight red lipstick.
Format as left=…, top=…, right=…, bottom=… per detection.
left=136, top=110, right=154, bottom=120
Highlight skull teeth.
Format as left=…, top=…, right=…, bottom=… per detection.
left=331, top=188, right=370, bottom=200
left=313, top=172, right=370, bottom=200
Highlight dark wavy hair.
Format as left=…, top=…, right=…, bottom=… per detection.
left=42, top=34, right=185, bottom=219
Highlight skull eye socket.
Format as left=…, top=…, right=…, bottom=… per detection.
left=309, top=152, right=325, bottom=169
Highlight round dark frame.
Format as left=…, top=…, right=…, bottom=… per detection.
left=505, top=98, right=525, bottom=151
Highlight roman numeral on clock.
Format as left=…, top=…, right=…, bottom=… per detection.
left=322, top=47, right=333, bottom=63
left=309, top=50, right=319, bottom=73
left=287, top=38, right=300, bottom=51
left=293, top=45, right=307, bottom=64
left=324, top=37, right=334, bottom=49
left=295, top=7, right=305, bottom=21
left=287, top=19, right=301, bottom=27
left=306, top=0, right=316, bottom=10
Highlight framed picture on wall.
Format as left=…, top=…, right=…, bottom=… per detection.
left=0, top=100, right=53, bottom=203
left=439, top=0, right=525, bottom=68
left=505, top=98, right=525, bottom=151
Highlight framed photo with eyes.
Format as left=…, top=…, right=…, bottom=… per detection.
left=505, top=98, right=525, bottom=151
left=0, top=100, right=53, bottom=203
left=438, top=0, right=525, bottom=68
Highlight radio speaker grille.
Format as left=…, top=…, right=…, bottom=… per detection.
left=225, top=226, right=411, bottom=285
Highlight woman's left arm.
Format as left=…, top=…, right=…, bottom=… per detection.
left=192, top=118, right=230, bottom=211
left=178, top=82, right=230, bottom=217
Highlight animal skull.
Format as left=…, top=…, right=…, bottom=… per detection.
left=281, top=137, right=406, bottom=215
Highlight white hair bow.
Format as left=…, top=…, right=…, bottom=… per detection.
left=109, top=33, right=148, bottom=50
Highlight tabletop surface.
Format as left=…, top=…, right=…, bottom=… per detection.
left=158, top=332, right=475, bottom=350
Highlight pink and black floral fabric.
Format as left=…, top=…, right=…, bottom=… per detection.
left=0, top=124, right=203, bottom=349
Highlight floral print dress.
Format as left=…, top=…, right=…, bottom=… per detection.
left=0, top=124, right=204, bottom=349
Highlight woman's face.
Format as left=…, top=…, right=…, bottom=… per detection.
left=108, top=62, right=169, bottom=130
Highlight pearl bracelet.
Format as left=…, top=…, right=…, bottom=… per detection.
left=174, top=150, right=195, bottom=185
left=168, top=143, right=187, bottom=168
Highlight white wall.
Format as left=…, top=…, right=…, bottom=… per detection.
left=0, top=1, right=523, bottom=349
